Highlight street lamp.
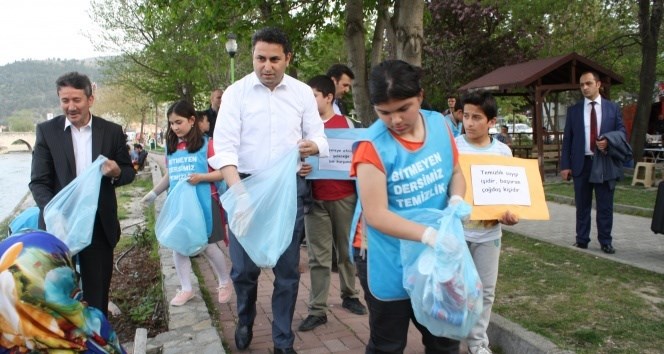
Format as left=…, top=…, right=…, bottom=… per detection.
left=225, top=33, right=238, bottom=83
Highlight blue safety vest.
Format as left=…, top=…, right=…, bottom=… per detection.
left=167, top=137, right=213, bottom=235
left=350, top=110, right=455, bottom=300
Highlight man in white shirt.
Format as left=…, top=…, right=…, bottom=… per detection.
left=209, top=27, right=328, bottom=354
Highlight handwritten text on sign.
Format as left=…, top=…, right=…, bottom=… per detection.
left=470, top=165, right=531, bottom=206
left=319, top=138, right=354, bottom=172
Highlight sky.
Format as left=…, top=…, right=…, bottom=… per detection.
left=0, top=0, right=116, bottom=66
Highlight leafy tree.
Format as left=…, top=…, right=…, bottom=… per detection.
left=7, top=110, right=37, bottom=132
left=93, top=84, right=154, bottom=139
left=90, top=0, right=232, bottom=105
left=632, top=0, right=664, bottom=162
left=345, top=0, right=426, bottom=125
left=423, top=0, right=545, bottom=110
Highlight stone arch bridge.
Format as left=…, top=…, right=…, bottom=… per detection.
left=0, top=132, right=36, bottom=152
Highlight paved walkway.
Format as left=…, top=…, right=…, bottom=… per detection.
left=196, top=200, right=663, bottom=354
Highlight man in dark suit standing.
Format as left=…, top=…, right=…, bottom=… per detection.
left=30, top=72, right=135, bottom=316
left=560, top=71, right=626, bottom=254
left=204, top=88, right=223, bottom=134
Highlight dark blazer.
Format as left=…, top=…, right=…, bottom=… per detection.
left=29, top=115, right=135, bottom=248
left=561, top=97, right=626, bottom=177
left=589, top=131, right=633, bottom=188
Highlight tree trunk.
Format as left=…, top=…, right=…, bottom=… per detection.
left=345, top=0, right=374, bottom=126
left=632, top=0, right=664, bottom=162
left=393, top=0, right=424, bottom=66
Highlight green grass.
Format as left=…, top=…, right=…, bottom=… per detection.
left=496, top=232, right=664, bottom=353
left=544, top=175, right=657, bottom=209
left=116, top=175, right=154, bottom=220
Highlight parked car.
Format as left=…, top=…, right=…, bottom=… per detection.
left=509, top=124, right=533, bottom=134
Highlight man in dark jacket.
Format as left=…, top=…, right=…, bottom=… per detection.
left=204, top=88, right=223, bottom=134
left=30, top=72, right=135, bottom=316
left=560, top=71, right=626, bottom=254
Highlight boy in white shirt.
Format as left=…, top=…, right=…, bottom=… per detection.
left=455, top=91, right=519, bottom=354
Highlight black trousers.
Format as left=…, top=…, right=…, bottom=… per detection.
left=77, top=217, right=114, bottom=317
left=354, top=248, right=460, bottom=354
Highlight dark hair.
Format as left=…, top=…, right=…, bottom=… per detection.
left=56, top=72, right=93, bottom=97
left=133, top=143, right=143, bottom=149
left=461, top=91, right=498, bottom=120
left=453, top=99, right=463, bottom=112
left=252, top=27, right=291, bottom=55
left=369, top=60, right=423, bottom=105
left=501, top=125, right=509, bottom=130
left=196, top=110, right=208, bottom=121
left=326, top=64, right=355, bottom=81
left=165, top=100, right=204, bottom=154
left=307, top=75, right=336, bottom=98
left=580, top=71, right=600, bottom=82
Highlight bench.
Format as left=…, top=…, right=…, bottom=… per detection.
left=533, top=144, right=560, bottom=175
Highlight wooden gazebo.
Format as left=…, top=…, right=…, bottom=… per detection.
left=459, top=52, right=623, bottom=180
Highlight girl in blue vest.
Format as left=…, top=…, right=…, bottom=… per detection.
left=349, top=60, right=466, bottom=353
left=142, top=100, right=232, bottom=307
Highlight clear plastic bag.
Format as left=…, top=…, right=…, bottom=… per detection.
left=399, top=202, right=483, bottom=340
left=155, top=179, right=208, bottom=256
left=44, top=155, right=108, bottom=255
left=220, top=148, right=299, bottom=268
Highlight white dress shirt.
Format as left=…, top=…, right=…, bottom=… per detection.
left=209, top=72, right=329, bottom=174
left=332, top=100, right=342, bottom=115
left=65, top=115, right=93, bottom=176
left=584, top=97, right=602, bottom=155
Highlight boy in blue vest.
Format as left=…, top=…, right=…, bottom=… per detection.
left=298, top=75, right=367, bottom=332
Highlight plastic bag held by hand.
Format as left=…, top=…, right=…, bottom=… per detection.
left=398, top=201, right=482, bottom=340
left=220, top=148, right=300, bottom=268
left=155, top=179, right=208, bottom=256
left=44, top=155, right=108, bottom=255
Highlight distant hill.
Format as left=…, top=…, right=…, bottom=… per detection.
left=0, top=58, right=106, bottom=124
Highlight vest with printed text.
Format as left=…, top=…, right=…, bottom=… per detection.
left=350, top=110, right=454, bottom=300
left=167, top=137, right=213, bottom=235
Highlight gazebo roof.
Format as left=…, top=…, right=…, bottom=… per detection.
left=459, top=52, right=623, bottom=92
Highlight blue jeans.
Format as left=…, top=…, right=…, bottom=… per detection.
left=229, top=175, right=306, bottom=349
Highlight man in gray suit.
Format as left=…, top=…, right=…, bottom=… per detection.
left=30, top=72, right=135, bottom=316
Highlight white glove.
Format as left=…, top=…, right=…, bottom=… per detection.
left=141, top=190, right=158, bottom=205
left=420, top=226, right=437, bottom=248
left=448, top=195, right=464, bottom=205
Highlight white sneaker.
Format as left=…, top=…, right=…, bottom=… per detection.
left=217, top=284, right=232, bottom=303
left=469, top=344, right=492, bottom=354
left=170, top=289, right=194, bottom=306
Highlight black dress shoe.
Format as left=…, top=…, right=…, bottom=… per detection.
left=235, top=325, right=253, bottom=350
left=273, top=348, right=297, bottom=354
left=297, top=314, right=327, bottom=331
left=342, top=297, right=368, bottom=315
left=573, top=242, right=588, bottom=249
left=601, top=244, right=616, bottom=254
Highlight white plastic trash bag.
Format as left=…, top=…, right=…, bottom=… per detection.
left=44, top=155, right=107, bottom=255
left=220, top=148, right=299, bottom=268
